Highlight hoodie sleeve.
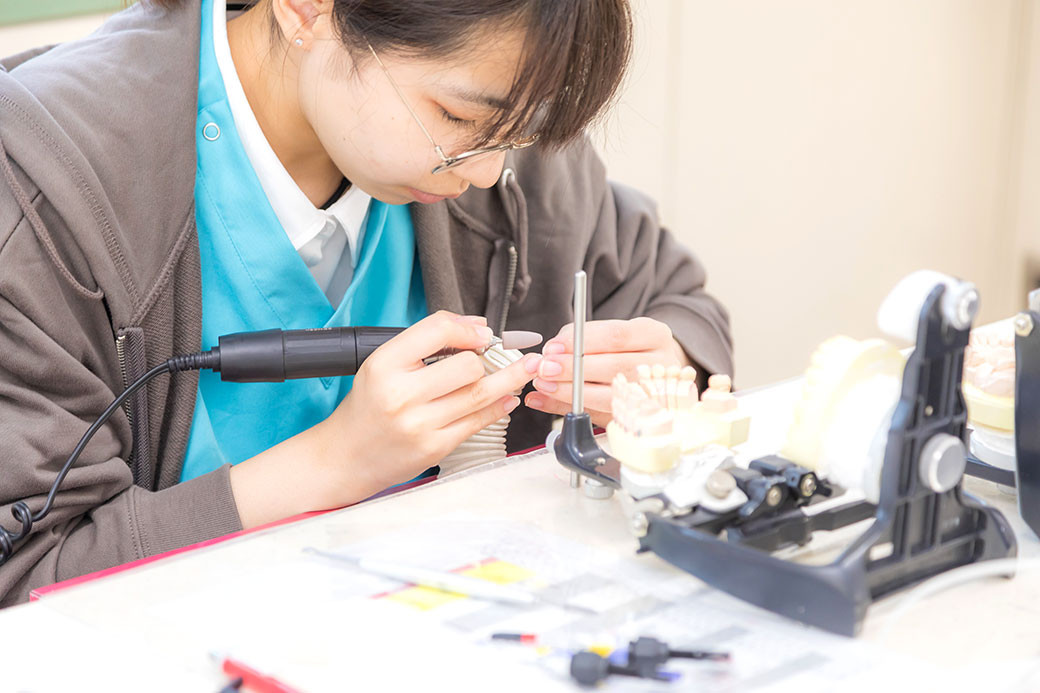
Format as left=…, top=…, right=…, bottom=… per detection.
left=585, top=175, right=734, bottom=380
left=505, top=140, right=733, bottom=380
left=0, top=166, right=242, bottom=608
left=534, top=140, right=734, bottom=380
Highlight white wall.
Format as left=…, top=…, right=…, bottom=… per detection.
left=1011, top=1, right=1040, bottom=293
left=0, top=14, right=110, bottom=56
left=598, top=0, right=1033, bottom=388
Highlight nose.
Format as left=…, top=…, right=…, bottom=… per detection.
left=452, top=150, right=508, bottom=189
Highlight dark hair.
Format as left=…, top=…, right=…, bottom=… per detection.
left=148, top=0, right=632, bottom=149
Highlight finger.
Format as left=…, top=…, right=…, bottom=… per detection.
left=524, top=391, right=611, bottom=422
left=429, top=353, right=540, bottom=426
left=439, top=394, right=522, bottom=447
left=523, top=391, right=570, bottom=416
left=417, top=348, right=540, bottom=401
left=376, top=311, right=493, bottom=367
left=531, top=380, right=614, bottom=415
left=544, top=317, right=672, bottom=356
left=537, top=351, right=672, bottom=384
left=414, top=350, right=488, bottom=401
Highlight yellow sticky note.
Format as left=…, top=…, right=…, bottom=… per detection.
left=461, top=559, right=534, bottom=585
left=386, top=585, right=461, bottom=610
left=384, top=559, right=534, bottom=611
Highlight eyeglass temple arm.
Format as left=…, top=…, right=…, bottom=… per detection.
left=366, top=43, right=445, bottom=159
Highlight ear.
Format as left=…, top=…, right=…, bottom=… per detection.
left=270, top=0, right=334, bottom=47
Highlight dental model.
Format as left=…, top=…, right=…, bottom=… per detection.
left=607, top=366, right=696, bottom=474
left=608, top=366, right=753, bottom=469
left=963, top=324, right=1015, bottom=431
left=438, top=341, right=525, bottom=477
left=697, top=374, right=751, bottom=447
left=962, top=323, right=1016, bottom=471
left=606, top=365, right=749, bottom=511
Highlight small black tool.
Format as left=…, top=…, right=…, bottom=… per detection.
left=750, top=456, right=832, bottom=503
left=569, top=650, right=670, bottom=687
left=626, top=636, right=730, bottom=677
left=728, top=467, right=788, bottom=520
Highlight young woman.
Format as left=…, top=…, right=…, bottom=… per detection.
left=0, top=0, right=732, bottom=605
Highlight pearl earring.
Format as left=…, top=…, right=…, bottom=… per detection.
left=294, top=38, right=303, bottom=47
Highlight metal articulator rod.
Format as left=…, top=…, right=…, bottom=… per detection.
left=554, top=271, right=623, bottom=489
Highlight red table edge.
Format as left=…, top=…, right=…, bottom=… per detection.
left=30, top=442, right=550, bottom=600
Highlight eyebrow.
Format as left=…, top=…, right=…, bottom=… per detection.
left=445, top=86, right=511, bottom=111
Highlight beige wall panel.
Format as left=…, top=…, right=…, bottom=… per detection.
left=593, top=0, right=677, bottom=215
left=1010, top=2, right=1040, bottom=298
left=601, top=0, right=1025, bottom=387
left=0, top=14, right=109, bottom=56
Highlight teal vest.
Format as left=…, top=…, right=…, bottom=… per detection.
left=181, top=0, right=427, bottom=481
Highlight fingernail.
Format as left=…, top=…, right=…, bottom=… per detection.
left=534, top=378, right=557, bottom=393
left=543, top=342, right=565, bottom=355
left=475, top=326, right=494, bottom=343
left=526, top=393, right=545, bottom=409
left=523, top=353, right=542, bottom=374
left=503, top=396, right=521, bottom=414
left=539, top=359, right=563, bottom=377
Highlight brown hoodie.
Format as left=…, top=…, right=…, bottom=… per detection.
left=0, top=0, right=732, bottom=605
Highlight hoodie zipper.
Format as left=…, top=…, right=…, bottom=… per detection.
left=114, top=332, right=142, bottom=483
left=114, top=328, right=154, bottom=489
left=499, top=242, right=518, bottom=335
left=114, top=334, right=134, bottom=437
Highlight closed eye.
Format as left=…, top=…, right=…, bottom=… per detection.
left=439, top=107, right=477, bottom=128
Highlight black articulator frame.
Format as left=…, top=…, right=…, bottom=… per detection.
left=959, top=297, right=1040, bottom=538
left=1013, top=309, right=1040, bottom=537
left=555, top=286, right=1016, bottom=636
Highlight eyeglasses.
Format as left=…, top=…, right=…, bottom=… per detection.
left=366, top=43, right=537, bottom=175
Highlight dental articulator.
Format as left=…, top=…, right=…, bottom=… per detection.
left=553, top=269, right=1033, bottom=636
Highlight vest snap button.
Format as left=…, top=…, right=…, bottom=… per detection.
left=202, top=122, right=221, bottom=141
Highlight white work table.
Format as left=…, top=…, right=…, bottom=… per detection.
left=1, top=379, right=1038, bottom=692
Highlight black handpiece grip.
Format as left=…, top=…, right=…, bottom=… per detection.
left=217, top=327, right=408, bottom=382
left=355, top=327, right=406, bottom=367
left=217, top=329, right=287, bottom=382
left=282, top=327, right=360, bottom=379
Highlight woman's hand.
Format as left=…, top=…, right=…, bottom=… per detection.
left=231, top=311, right=540, bottom=528
left=525, top=317, right=691, bottom=427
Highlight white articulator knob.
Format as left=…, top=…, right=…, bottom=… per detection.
left=918, top=433, right=967, bottom=493
left=877, top=270, right=977, bottom=342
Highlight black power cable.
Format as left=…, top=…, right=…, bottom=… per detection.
left=0, top=351, right=219, bottom=566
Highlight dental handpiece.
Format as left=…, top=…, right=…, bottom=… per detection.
left=183, top=326, right=542, bottom=383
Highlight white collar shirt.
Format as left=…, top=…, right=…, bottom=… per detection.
left=212, top=0, right=370, bottom=298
